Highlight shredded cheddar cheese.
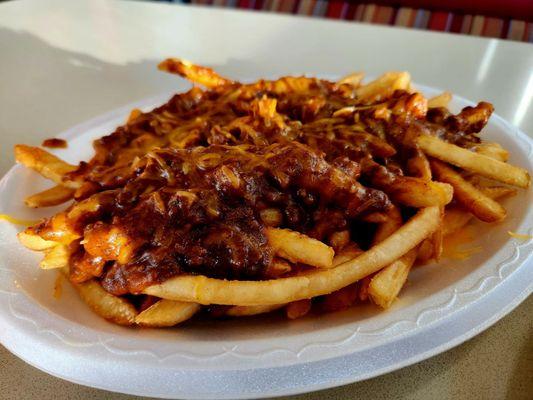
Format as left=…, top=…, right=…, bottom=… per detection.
left=0, top=214, right=38, bottom=226
left=507, top=231, right=532, bottom=240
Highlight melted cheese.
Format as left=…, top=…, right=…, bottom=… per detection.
left=507, top=231, right=532, bottom=240
left=0, top=214, right=38, bottom=226
left=443, top=225, right=483, bottom=261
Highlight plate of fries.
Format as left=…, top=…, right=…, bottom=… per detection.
left=0, top=60, right=531, bottom=399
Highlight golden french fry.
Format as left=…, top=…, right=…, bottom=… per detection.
left=226, top=304, right=285, bottom=317
left=320, top=283, right=359, bottom=312
left=416, top=238, right=434, bottom=264
left=368, top=249, right=417, bottom=309
left=373, top=206, right=402, bottom=245
left=158, top=58, right=232, bottom=88
left=427, top=92, right=452, bottom=109
left=407, top=151, right=432, bottom=181
left=286, top=299, right=311, bottom=319
left=383, top=177, right=453, bottom=208
left=417, top=135, right=530, bottom=188
left=442, top=186, right=516, bottom=236
left=73, top=279, right=137, bottom=326
left=478, top=186, right=517, bottom=199
left=431, top=224, right=443, bottom=261
left=332, top=244, right=363, bottom=267
left=431, top=159, right=506, bottom=222
left=135, top=299, right=200, bottom=327
left=25, top=185, right=75, bottom=208
left=143, top=207, right=440, bottom=306
left=358, top=276, right=371, bottom=301
left=266, top=228, right=334, bottom=269
left=366, top=205, right=410, bottom=305
left=40, top=244, right=70, bottom=270
left=18, top=230, right=58, bottom=251
left=472, top=142, right=509, bottom=162
left=14, top=145, right=80, bottom=188
left=127, top=108, right=142, bottom=124
left=30, top=212, right=80, bottom=245
left=328, top=230, right=350, bottom=252
left=338, top=72, right=364, bottom=87
left=264, top=258, right=292, bottom=278
left=356, top=72, right=411, bottom=102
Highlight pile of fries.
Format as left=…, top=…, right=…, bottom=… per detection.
left=14, top=59, right=530, bottom=327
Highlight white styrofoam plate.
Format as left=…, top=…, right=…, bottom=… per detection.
left=0, top=82, right=532, bottom=399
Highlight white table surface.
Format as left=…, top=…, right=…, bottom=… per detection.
left=0, top=1, right=531, bottom=399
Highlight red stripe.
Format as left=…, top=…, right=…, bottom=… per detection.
left=345, top=2, right=358, bottom=20
left=523, top=22, right=530, bottom=41
left=326, top=0, right=345, bottom=19
left=449, top=13, right=463, bottom=33
left=238, top=0, right=251, bottom=8
left=482, top=17, right=503, bottom=37
left=389, top=7, right=398, bottom=25
left=373, top=6, right=394, bottom=24
left=428, top=11, right=449, bottom=31
left=500, top=19, right=510, bottom=39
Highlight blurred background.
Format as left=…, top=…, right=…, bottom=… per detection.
left=147, top=0, right=532, bottom=43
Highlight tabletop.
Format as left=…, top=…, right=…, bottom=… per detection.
left=0, top=1, right=531, bottom=399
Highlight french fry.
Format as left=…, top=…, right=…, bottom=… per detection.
left=377, top=177, right=453, bottom=208
left=73, top=279, right=137, bottom=326
left=356, top=72, right=411, bottom=102
left=144, top=207, right=440, bottom=305
left=417, top=135, right=530, bottom=188
left=266, top=228, right=334, bottom=269
left=431, top=223, right=443, bottom=261
left=328, top=230, right=350, bottom=252
left=33, top=212, right=80, bottom=245
left=14, top=145, right=80, bottom=188
left=364, top=205, right=407, bottom=304
left=226, top=304, right=284, bottom=317
left=407, top=151, right=432, bottom=181
left=442, top=186, right=517, bottom=236
left=350, top=132, right=397, bottom=157
left=358, top=276, right=371, bottom=301
left=18, top=230, right=58, bottom=251
left=472, top=142, right=509, bottom=162
left=264, top=258, right=292, bottom=278
left=25, top=185, right=75, bottom=208
left=127, top=108, right=142, bottom=124
left=158, top=58, right=232, bottom=88
left=416, top=238, right=434, bottom=264
left=368, top=249, right=417, bottom=309
left=373, top=206, right=402, bottom=245
left=320, top=283, right=358, bottom=312
left=286, top=299, right=311, bottom=319
left=39, top=244, right=70, bottom=270
left=338, top=72, right=364, bottom=87
left=478, top=186, right=517, bottom=199
left=427, top=92, right=452, bottom=109
left=332, top=244, right=363, bottom=267
left=431, top=159, right=506, bottom=222
left=135, top=299, right=200, bottom=327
